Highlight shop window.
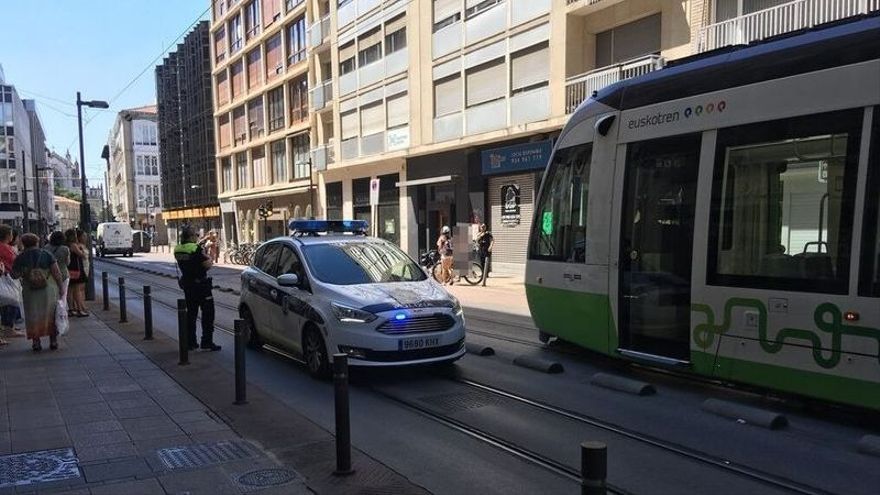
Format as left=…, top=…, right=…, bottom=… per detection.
left=530, top=143, right=592, bottom=262
left=352, top=178, right=371, bottom=222
left=326, top=181, right=343, bottom=220
left=708, top=109, right=863, bottom=294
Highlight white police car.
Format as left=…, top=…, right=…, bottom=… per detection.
left=239, top=220, right=466, bottom=378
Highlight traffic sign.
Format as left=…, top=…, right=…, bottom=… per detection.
left=369, top=178, right=380, bottom=206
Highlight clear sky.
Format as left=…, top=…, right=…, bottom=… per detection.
left=1, top=1, right=210, bottom=185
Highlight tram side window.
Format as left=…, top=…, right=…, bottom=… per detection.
left=530, top=143, right=592, bottom=262
left=709, top=110, right=862, bottom=294
left=859, top=112, right=880, bottom=297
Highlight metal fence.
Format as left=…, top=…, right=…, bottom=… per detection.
left=564, top=55, right=665, bottom=114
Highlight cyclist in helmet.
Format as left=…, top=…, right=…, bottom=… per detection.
left=436, top=226, right=454, bottom=285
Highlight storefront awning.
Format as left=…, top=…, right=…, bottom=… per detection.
left=394, top=175, right=457, bottom=188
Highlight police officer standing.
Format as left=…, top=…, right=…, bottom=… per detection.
left=174, top=227, right=221, bottom=351
left=475, top=224, right=494, bottom=287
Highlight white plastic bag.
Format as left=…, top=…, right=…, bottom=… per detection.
left=56, top=299, right=69, bottom=336
left=0, top=275, right=20, bottom=307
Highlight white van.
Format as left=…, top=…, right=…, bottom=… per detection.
left=97, top=222, right=133, bottom=257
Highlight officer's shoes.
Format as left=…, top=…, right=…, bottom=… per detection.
left=200, top=342, right=222, bottom=352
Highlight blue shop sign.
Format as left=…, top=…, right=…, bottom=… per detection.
left=481, top=140, right=552, bottom=176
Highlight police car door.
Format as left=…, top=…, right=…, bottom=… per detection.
left=272, top=244, right=309, bottom=352
left=247, top=242, right=283, bottom=341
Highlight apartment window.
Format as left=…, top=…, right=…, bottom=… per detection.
left=384, top=15, right=406, bottom=55
left=338, top=0, right=353, bottom=6
left=386, top=93, right=409, bottom=129
left=595, top=14, right=660, bottom=67
left=339, top=42, right=356, bottom=75
left=271, top=140, right=287, bottom=182
left=433, top=0, right=461, bottom=32
left=138, top=184, right=146, bottom=203
left=236, top=152, right=249, bottom=189
left=291, top=133, right=310, bottom=179
left=262, top=0, right=281, bottom=28
left=289, top=76, right=308, bottom=123
left=287, top=17, right=307, bottom=65
left=229, top=14, right=243, bottom=54
left=511, top=42, right=549, bottom=95
left=221, top=157, right=233, bottom=191
left=245, top=0, right=261, bottom=40
left=360, top=103, right=384, bottom=137
left=218, top=114, right=232, bottom=148
left=231, top=61, right=245, bottom=99
left=434, top=74, right=462, bottom=117
left=715, top=0, right=791, bottom=23
left=252, top=146, right=267, bottom=186
left=247, top=48, right=262, bottom=89
left=248, top=97, right=265, bottom=138
left=151, top=156, right=159, bottom=175
left=214, top=27, right=227, bottom=63
left=357, top=28, right=382, bottom=67
left=233, top=106, right=247, bottom=145
left=268, top=87, right=285, bottom=132
left=216, top=71, right=230, bottom=105
left=466, top=58, right=506, bottom=107
left=213, top=0, right=227, bottom=21
left=266, top=33, right=284, bottom=81
left=465, top=0, right=503, bottom=19
left=136, top=156, right=145, bottom=175
left=286, top=0, right=304, bottom=10
left=341, top=110, right=358, bottom=142
left=708, top=109, right=862, bottom=294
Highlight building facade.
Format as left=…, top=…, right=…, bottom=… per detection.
left=86, top=185, right=104, bottom=229
left=53, top=195, right=80, bottom=233
left=47, top=150, right=80, bottom=193
left=157, top=21, right=221, bottom=246
left=107, top=106, right=167, bottom=242
left=22, top=99, right=51, bottom=235
left=209, top=0, right=880, bottom=274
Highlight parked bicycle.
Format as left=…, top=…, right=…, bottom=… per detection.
left=222, top=242, right=261, bottom=265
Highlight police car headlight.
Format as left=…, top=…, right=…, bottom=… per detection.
left=331, top=303, right=377, bottom=323
left=451, top=296, right=462, bottom=315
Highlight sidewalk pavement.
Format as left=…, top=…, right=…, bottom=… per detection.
left=0, top=311, right=310, bottom=495
left=127, top=250, right=533, bottom=319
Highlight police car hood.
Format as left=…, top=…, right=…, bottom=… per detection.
left=330, top=281, right=453, bottom=311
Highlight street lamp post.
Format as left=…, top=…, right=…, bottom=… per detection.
left=76, top=91, right=109, bottom=301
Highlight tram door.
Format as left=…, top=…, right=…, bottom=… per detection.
left=619, top=134, right=701, bottom=361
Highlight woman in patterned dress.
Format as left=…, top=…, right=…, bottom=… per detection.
left=12, top=234, right=64, bottom=352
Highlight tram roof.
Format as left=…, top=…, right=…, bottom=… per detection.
left=585, top=14, right=880, bottom=115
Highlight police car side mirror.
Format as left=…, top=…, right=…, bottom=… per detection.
left=277, top=273, right=300, bottom=288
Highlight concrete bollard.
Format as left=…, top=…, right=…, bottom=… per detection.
left=118, top=277, right=127, bottom=323
left=102, top=272, right=109, bottom=311
left=233, top=319, right=248, bottom=405
left=333, top=354, right=354, bottom=476
left=581, top=441, right=607, bottom=495
left=177, top=299, right=189, bottom=365
left=143, top=286, right=153, bottom=340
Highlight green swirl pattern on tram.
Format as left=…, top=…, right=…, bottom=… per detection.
left=692, top=298, right=880, bottom=369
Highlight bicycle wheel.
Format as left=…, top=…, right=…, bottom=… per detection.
left=462, top=261, right=484, bottom=285
left=431, top=263, right=444, bottom=282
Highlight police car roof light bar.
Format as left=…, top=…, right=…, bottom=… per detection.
left=289, top=220, right=369, bottom=236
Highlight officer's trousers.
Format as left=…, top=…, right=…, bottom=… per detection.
left=181, top=281, right=215, bottom=346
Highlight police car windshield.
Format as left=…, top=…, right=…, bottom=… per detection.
left=303, top=242, right=426, bottom=285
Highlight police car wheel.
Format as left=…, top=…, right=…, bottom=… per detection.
left=303, top=326, right=330, bottom=379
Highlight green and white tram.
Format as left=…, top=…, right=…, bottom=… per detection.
left=526, top=15, right=880, bottom=410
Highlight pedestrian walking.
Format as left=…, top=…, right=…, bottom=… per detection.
left=174, top=227, right=220, bottom=351
left=437, top=226, right=454, bottom=285
left=0, top=226, right=25, bottom=342
left=65, top=229, right=88, bottom=317
left=475, top=224, right=494, bottom=287
left=12, top=233, right=64, bottom=352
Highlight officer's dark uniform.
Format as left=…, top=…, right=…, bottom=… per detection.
left=174, top=236, right=219, bottom=351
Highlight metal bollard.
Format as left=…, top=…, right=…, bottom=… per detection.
left=143, top=286, right=153, bottom=340
left=581, top=441, right=607, bottom=495
left=177, top=299, right=189, bottom=365
left=233, top=319, right=248, bottom=405
left=102, top=272, right=109, bottom=311
left=333, top=354, right=354, bottom=476
left=118, top=277, right=127, bottom=323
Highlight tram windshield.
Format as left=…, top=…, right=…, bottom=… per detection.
left=711, top=112, right=860, bottom=292
left=530, top=143, right=592, bottom=262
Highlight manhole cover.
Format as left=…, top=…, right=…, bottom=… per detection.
left=0, top=448, right=81, bottom=489
left=418, top=391, right=507, bottom=414
left=237, top=468, right=297, bottom=487
left=157, top=440, right=260, bottom=470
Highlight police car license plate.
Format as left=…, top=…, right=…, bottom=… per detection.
left=399, top=336, right=440, bottom=351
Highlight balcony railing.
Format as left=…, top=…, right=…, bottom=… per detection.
left=565, top=54, right=664, bottom=113
left=310, top=142, right=335, bottom=171
left=308, top=15, right=331, bottom=49
left=698, top=0, right=880, bottom=52
left=309, top=80, right=333, bottom=111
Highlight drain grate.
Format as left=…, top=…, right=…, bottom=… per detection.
left=417, top=390, right=507, bottom=414
left=237, top=468, right=298, bottom=487
left=0, top=448, right=81, bottom=489
left=157, top=440, right=261, bottom=470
